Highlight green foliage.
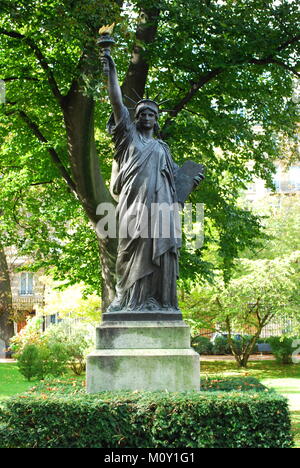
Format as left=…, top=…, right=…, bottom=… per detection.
left=183, top=251, right=300, bottom=366
left=192, top=333, right=262, bottom=356
left=9, top=316, right=43, bottom=356
left=10, top=318, right=94, bottom=378
left=269, top=336, right=298, bottom=365
left=201, top=376, right=269, bottom=393
left=212, top=336, right=231, bottom=355
left=16, top=342, right=70, bottom=381
left=191, top=335, right=213, bottom=355
left=46, top=323, right=93, bottom=376
left=0, top=389, right=293, bottom=448
left=0, top=0, right=299, bottom=292
left=16, top=344, right=40, bottom=382
left=42, top=280, right=102, bottom=322
left=241, top=194, right=300, bottom=261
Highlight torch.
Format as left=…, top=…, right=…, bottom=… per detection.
left=97, top=23, right=116, bottom=75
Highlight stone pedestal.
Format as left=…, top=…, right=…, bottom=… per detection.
left=86, top=320, right=200, bottom=393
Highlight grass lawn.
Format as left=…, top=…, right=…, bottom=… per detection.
left=1, top=359, right=299, bottom=447
left=0, top=363, right=33, bottom=401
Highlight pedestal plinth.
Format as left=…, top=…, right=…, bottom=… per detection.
left=86, top=320, right=200, bottom=393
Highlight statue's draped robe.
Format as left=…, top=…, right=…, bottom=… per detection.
left=108, top=106, right=181, bottom=311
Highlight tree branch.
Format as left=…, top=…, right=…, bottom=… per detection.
left=275, top=34, right=300, bottom=54
left=17, top=110, right=78, bottom=196
left=0, top=28, right=63, bottom=104
left=162, top=34, right=300, bottom=135
left=249, top=57, right=300, bottom=78
left=161, top=68, right=223, bottom=136
left=2, top=76, right=39, bottom=82
left=246, top=34, right=300, bottom=77
left=30, top=181, right=54, bottom=186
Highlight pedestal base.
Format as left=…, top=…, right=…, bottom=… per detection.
left=86, top=321, right=200, bottom=393
left=102, top=309, right=182, bottom=322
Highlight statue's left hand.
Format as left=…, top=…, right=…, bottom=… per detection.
left=193, top=171, right=205, bottom=187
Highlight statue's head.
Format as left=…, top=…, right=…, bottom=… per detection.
left=134, top=99, right=159, bottom=120
left=134, top=99, right=160, bottom=135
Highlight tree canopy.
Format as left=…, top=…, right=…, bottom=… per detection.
left=181, top=193, right=300, bottom=366
left=0, top=0, right=299, bottom=303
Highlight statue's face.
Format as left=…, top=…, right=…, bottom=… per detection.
left=137, top=109, right=157, bottom=130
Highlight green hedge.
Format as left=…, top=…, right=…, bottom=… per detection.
left=201, top=376, right=269, bottom=392
left=0, top=390, right=293, bottom=448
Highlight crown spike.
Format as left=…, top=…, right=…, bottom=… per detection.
left=131, top=88, right=143, bottom=101
left=153, top=92, right=162, bottom=102
left=124, top=95, right=138, bottom=105
left=158, top=99, right=170, bottom=106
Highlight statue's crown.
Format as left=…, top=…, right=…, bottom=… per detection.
left=124, top=90, right=169, bottom=117
left=134, top=99, right=159, bottom=118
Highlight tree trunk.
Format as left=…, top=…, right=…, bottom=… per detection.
left=0, top=246, right=14, bottom=357
left=62, top=80, right=118, bottom=310
left=121, top=6, right=160, bottom=107
left=230, top=330, right=263, bottom=368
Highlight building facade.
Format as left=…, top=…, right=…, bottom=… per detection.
left=5, top=247, right=45, bottom=333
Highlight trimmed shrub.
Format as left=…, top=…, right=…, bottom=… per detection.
left=16, top=344, right=41, bottom=382
left=0, top=389, right=293, bottom=448
left=268, top=336, right=298, bottom=364
left=191, top=336, right=213, bottom=355
left=16, top=342, right=70, bottom=381
left=212, top=336, right=231, bottom=355
left=201, top=376, right=269, bottom=393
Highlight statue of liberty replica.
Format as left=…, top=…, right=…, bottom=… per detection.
left=87, top=25, right=204, bottom=392
left=99, top=25, right=204, bottom=322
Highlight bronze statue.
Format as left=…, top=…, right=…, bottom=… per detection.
left=99, top=30, right=204, bottom=321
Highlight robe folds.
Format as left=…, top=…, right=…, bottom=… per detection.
left=107, top=106, right=182, bottom=311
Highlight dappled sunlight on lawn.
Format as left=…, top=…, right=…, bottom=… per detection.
left=261, top=379, right=300, bottom=412
left=201, top=360, right=300, bottom=379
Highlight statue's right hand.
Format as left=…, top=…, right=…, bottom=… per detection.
left=100, top=55, right=110, bottom=75
left=100, top=53, right=115, bottom=75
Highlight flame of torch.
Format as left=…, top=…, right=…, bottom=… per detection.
left=98, top=23, right=116, bottom=75
left=99, top=23, right=115, bottom=36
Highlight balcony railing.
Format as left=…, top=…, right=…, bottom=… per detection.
left=12, top=295, right=44, bottom=309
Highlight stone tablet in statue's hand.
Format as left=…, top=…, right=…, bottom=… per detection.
left=193, top=171, right=205, bottom=187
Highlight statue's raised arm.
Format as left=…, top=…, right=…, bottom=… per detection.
left=98, top=23, right=123, bottom=124
left=100, top=53, right=123, bottom=125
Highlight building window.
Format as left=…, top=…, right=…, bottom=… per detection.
left=272, top=166, right=282, bottom=192
left=269, top=165, right=300, bottom=193
left=19, top=272, right=34, bottom=296
left=50, top=314, right=57, bottom=325
left=288, top=166, right=300, bottom=191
